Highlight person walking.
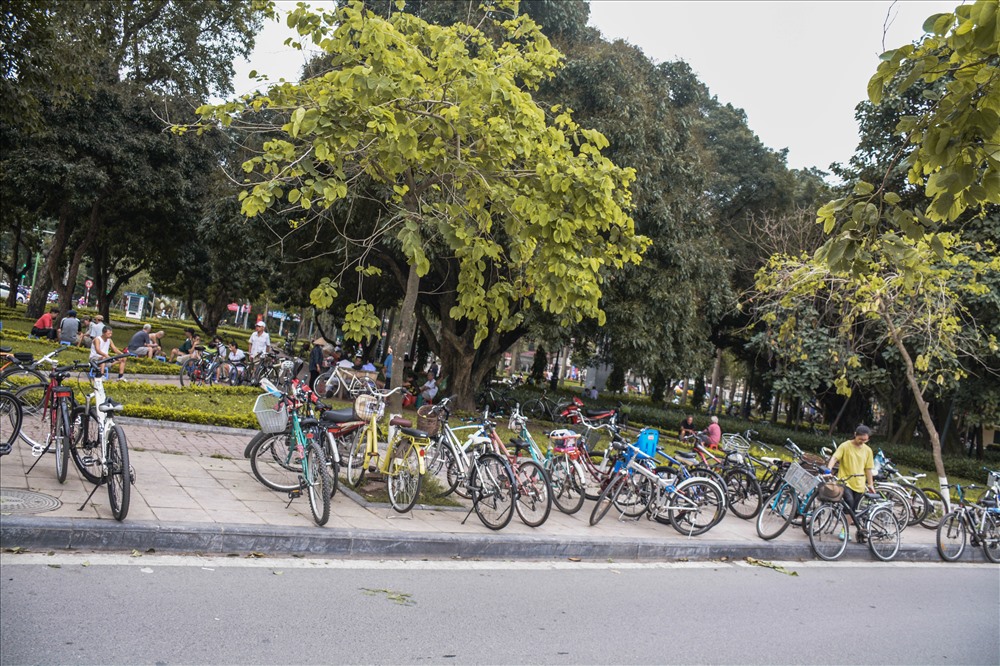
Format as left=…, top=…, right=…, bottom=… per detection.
left=309, top=337, right=327, bottom=389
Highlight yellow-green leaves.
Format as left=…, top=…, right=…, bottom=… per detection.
left=342, top=301, right=381, bottom=342
left=309, top=277, right=339, bottom=309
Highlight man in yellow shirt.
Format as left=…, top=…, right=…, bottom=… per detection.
left=826, top=425, right=876, bottom=538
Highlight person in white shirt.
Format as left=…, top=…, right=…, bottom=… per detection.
left=418, top=371, right=438, bottom=407
left=89, top=326, right=127, bottom=380
left=220, top=340, right=247, bottom=383
left=248, top=321, right=271, bottom=358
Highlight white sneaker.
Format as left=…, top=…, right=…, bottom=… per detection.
left=118, top=376, right=128, bottom=383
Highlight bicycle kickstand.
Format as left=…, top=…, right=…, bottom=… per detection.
left=78, top=481, right=103, bottom=512
left=24, top=440, right=54, bottom=476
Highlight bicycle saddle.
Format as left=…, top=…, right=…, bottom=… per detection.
left=509, top=437, right=531, bottom=456
left=674, top=451, right=698, bottom=463
left=760, top=456, right=783, bottom=465
left=400, top=427, right=428, bottom=439
left=0, top=345, right=11, bottom=353
left=321, top=408, right=356, bottom=423
left=583, top=408, right=611, bottom=417
left=299, top=417, right=319, bottom=428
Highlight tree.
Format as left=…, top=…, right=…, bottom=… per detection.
left=195, top=0, right=647, bottom=408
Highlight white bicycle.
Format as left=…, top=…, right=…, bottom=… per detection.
left=69, top=356, right=135, bottom=521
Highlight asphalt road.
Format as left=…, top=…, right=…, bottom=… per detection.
left=1, top=554, right=997, bottom=665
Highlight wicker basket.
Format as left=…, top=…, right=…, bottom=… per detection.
left=354, top=394, right=383, bottom=421
left=253, top=393, right=288, bottom=433
left=416, top=405, right=440, bottom=436
left=817, top=481, right=845, bottom=503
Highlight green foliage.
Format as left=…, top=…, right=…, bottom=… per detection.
left=196, top=0, right=647, bottom=348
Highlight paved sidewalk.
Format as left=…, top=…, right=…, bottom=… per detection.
left=0, top=417, right=976, bottom=562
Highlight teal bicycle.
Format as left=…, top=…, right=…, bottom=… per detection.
left=248, top=378, right=334, bottom=526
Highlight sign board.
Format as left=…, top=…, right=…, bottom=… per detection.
left=227, top=303, right=239, bottom=312
left=84, top=279, right=93, bottom=289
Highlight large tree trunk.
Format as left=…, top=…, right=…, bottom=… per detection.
left=387, top=262, right=420, bottom=411
left=882, top=306, right=949, bottom=502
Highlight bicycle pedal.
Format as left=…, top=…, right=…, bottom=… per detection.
left=128, top=466, right=136, bottom=485
left=82, top=456, right=96, bottom=465
left=287, top=489, right=302, bottom=499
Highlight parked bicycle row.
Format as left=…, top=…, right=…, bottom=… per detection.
left=3, top=343, right=997, bottom=562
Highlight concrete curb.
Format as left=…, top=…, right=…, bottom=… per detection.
left=0, top=515, right=971, bottom=562
left=116, top=416, right=258, bottom=437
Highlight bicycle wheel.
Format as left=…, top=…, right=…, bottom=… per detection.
left=545, top=456, right=586, bottom=515
left=808, top=503, right=849, bottom=561
left=249, top=431, right=301, bottom=492
left=470, top=452, right=515, bottom=530
left=424, top=438, right=459, bottom=498
left=304, top=444, right=331, bottom=526
left=70, top=408, right=103, bottom=483
left=0, top=367, right=47, bottom=395
left=896, top=481, right=930, bottom=526
left=920, top=487, right=948, bottom=529
left=936, top=511, right=967, bottom=561
left=54, top=399, right=71, bottom=483
left=866, top=507, right=901, bottom=561
left=756, top=485, right=798, bottom=540
left=876, top=485, right=911, bottom=532
left=590, top=474, right=625, bottom=526
left=313, top=370, right=338, bottom=398
left=0, top=390, right=22, bottom=452
left=613, top=472, right=655, bottom=518
left=106, top=425, right=130, bottom=521
left=14, top=382, right=47, bottom=417
left=513, top=459, right=552, bottom=527
left=179, top=359, right=196, bottom=387
left=320, top=430, right=341, bottom=499
left=386, top=439, right=422, bottom=514
left=522, top=399, right=546, bottom=421
left=669, top=478, right=726, bottom=536
left=981, top=511, right=1000, bottom=563
left=344, top=426, right=369, bottom=487
left=724, top=468, right=762, bottom=520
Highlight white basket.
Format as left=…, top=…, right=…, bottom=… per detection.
left=253, top=393, right=288, bottom=433
left=354, top=394, right=384, bottom=421
left=784, top=462, right=819, bottom=497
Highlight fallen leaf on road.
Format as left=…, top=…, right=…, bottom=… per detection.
left=745, top=557, right=798, bottom=576
left=567, top=557, right=581, bottom=562
left=82, top=561, right=90, bottom=567
left=140, top=567, right=153, bottom=574
left=47, top=564, right=61, bottom=569
left=130, top=550, right=142, bottom=558
left=273, top=571, right=283, bottom=576
left=362, top=588, right=415, bottom=606
left=247, top=552, right=265, bottom=559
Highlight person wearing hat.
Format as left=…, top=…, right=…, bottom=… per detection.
left=248, top=320, right=271, bottom=359
left=309, top=337, right=327, bottom=389
left=58, top=310, right=81, bottom=346
left=83, top=314, right=104, bottom=348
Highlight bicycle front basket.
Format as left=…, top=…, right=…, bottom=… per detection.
left=253, top=393, right=288, bottom=433
left=416, top=404, right=440, bottom=436
left=354, top=394, right=383, bottom=421
left=783, top=462, right=819, bottom=497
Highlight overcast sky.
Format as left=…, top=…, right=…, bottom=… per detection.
left=233, top=0, right=960, bottom=175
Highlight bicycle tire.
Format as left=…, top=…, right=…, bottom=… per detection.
left=936, top=510, right=967, bottom=561
left=613, top=472, right=654, bottom=518
left=54, top=398, right=71, bottom=483
left=70, top=408, right=103, bottom=484
left=808, top=503, right=849, bottom=561
left=522, top=399, right=546, bottom=422
left=0, top=389, right=23, bottom=451
left=387, top=439, right=422, bottom=514
left=0, top=367, right=47, bottom=397
left=106, top=424, right=130, bottom=521
left=513, top=459, right=552, bottom=527
left=320, top=430, right=341, bottom=499
left=875, top=484, right=911, bottom=532
left=345, top=426, right=369, bottom=487
left=920, top=487, right=948, bottom=529
left=305, top=443, right=332, bottom=526
left=590, top=474, right=625, bottom=526
left=669, top=478, right=726, bottom=537
left=178, top=359, right=195, bottom=387
left=470, top=452, right=515, bottom=530
left=312, top=370, right=336, bottom=398
left=424, top=438, right=459, bottom=498
left=14, top=382, right=47, bottom=419
left=249, top=431, right=302, bottom=492
left=895, top=481, right=930, bottom=527
left=756, top=485, right=798, bottom=540
left=724, top=468, right=762, bottom=520
left=981, top=511, right=1000, bottom=564
left=866, top=507, right=900, bottom=561
left=545, top=457, right=586, bottom=515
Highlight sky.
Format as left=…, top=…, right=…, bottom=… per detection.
left=232, top=0, right=961, bottom=175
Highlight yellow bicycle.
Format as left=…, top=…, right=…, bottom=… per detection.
left=344, top=387, right=430, bottom=513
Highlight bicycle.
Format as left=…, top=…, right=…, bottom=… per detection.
left=419, top=397, right=517, bottom=530
left=344, top=387, right=430, bottom=513
left=312, top=364, right=377, bottom=399
left=68, top=357, right=136, bottom=521
left=248, top=378, right=334, bottom=525
left=2, top=347, right=69, bottom=413
left=179, top=345, right=225, bottom=387
left=481, top=408, right=552, bottom=527
left=520, top=390, right=572, bottom=423
left=1, top=389, right=23, bottom=455
left=19, top=358, right=84, bottom=484
left=507, top=404, right=587, bottom=515
left=936, top=482, right=1000, bottom=563
left=807, top=474, right=901, bottom=561
left=590, top=438, right=726, bottom=536
left=684, top=437, right=763, bottom=520
left=474, top=379, right=515, bottom=416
